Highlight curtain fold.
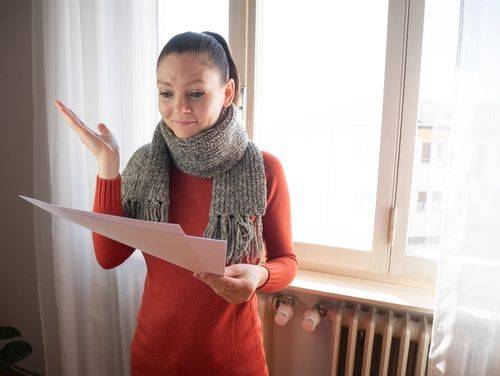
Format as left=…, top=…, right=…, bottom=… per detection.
left=32, top=1, right=158, bottom=374
left=429, top=0, right=500, bottom=374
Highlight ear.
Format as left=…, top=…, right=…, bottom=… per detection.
left=222, top=78, right=235, bottom=108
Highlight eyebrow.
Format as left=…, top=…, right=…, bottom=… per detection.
left=157, top=79, right=205, bottom=86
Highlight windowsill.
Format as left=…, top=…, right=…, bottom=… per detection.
left=283, top=268, right=435, bottom=315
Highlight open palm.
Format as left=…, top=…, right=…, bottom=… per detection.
left=54, top=100, right=120, bottom=178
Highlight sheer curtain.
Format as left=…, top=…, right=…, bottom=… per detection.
left=32, top=0, right=158, bottom=374
left=429, top=0, right=500, bottom=374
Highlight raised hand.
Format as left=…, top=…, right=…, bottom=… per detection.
left=54, top=100, right=120, bottom=179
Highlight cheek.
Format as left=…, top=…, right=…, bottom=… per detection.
left=158, top=99, right=173, bottom=118
left=157, top=97, right=166, bottom=113
left=191, top=100, right=216, bottom=120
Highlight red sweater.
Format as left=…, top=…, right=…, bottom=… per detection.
left=92, top=151, right=297, bottom=375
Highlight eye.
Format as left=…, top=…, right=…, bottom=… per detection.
left=159, top=91, right=172, bottom=98
left=190, top=91, right=205, bottom=98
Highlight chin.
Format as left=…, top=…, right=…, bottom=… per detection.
left=173, top=127, right=204, bottom=139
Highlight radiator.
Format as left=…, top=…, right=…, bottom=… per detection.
left=258, top=294, right=433, bottom=376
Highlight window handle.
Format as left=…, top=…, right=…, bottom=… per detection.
left=238, top=85, right=247, bottom=111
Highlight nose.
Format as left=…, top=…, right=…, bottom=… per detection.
left=174, top=95, right=192, bottom=114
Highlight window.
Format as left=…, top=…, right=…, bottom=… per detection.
left=217, top=0, right=460, bottom=286
left=421, top=142, right=431, bottom=163
left=475, top=145, right=486, bottom=179
left=435, top=142, right=447, bottom=163
left=417, top=191, right=427, bottom=212
left=391, top=0, right=459, bottom=277
left=157, top=0, right=229, bottom=45
left=243, top=0, right=399, bottom=276
left=255, top=0, right=388, bottom=253
left=431, top=191, right=442, bottom=212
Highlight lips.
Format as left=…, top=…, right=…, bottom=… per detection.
left=175, top=120, right=197, bottom=126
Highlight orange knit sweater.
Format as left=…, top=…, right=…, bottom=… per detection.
left=92, top=151, right=297, bottom=375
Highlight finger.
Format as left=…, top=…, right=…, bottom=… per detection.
left=96, top=124, right=115, bottom=149
left=54, top=102, right=119, bottom=154
left=66, top=107, right=94, bottom=134
left=224, top=264, right=247, bottom=278
left=195, top=274, right=244, bottom=303
left=197, top=273, right=235, bottom=292
left=198, top=273, right=219, bottom=288
left=208, top=274, right=234, bottom=290
left=216, top=285, right=237, bottom=300
left=54, top=102, right=105, bottom=150
left=55, top=103, right=92, bottom=134
left=54, top=101, right=97, bottom=137
left=212, top=279, right=232, bottom=295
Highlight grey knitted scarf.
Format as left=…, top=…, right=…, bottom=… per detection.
left=121, top=104, right=267, bottom=265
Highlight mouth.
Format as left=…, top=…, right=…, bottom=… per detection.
left=175, top=120, right=197, bottom=126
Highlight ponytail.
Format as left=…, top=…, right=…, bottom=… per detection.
left=201, top=31, right=240, bottom=104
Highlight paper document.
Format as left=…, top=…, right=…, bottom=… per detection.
left=20, top=195, right=227, bottom=276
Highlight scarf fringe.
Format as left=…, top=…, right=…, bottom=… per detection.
left=204, top=214, right=264, bottom=265
left=123, top=200, right=263, bottom=265
left=123, top=200, right=169, bottom=223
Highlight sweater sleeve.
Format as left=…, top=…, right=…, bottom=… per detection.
left=92, top=174, right=135, bottom=269
left=256, top=151, right=298, bottom=293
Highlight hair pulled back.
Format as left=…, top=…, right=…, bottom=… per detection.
left=157, top=31, right=240, bottom=105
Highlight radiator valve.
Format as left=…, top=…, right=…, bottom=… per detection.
left=273, top=295, right=295, bottom=326
left=302, top=302, right=330, bottom=332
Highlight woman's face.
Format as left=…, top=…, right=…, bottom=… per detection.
left=156, top=53, right=235, bottom=139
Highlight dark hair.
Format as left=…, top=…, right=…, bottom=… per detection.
left=157, top=31, right=240, bottom=105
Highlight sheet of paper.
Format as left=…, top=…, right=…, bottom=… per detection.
left=20, top=195, right=227, bottom=276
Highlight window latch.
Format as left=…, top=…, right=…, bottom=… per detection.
left=238, top=85, right=247, bottom=111
left=388, top=206, right=397, bottom=246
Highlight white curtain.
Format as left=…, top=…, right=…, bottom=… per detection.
left=429, top=0, right=500, bottom=375
left=32, top=0, right=158, bottom=374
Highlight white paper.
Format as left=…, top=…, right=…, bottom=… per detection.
left=20, top=195, right=226, bottom=276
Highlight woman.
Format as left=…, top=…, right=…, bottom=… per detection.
left=54, top=31, right=297, bottom=375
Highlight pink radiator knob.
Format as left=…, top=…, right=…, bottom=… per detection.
left=274, top=302, right=294, bottom=326
left=302, top=308, right=321, bottom=332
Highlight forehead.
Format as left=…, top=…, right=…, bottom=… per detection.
left=156, top=53, right=219, bottom=86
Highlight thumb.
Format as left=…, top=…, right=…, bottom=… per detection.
left=224, top=264, right=247, bottom=278
left=97, top=123, right=111, bottom=134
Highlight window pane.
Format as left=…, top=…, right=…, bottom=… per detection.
left=431, top=191, right=442, bottom=211
left=421, top=142, right=431, bottom=163
left=406, top=0, right=460, bottom=259
left=157, top=1, right=229, bottom=63
left=417, top=191, right=427, bottom=212
left=255, top=0, right=389, bottom=251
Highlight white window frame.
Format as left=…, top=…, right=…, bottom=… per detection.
left=388, top=0, right=438, bottom=285
left=229, top=0, right=437, bottom=288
